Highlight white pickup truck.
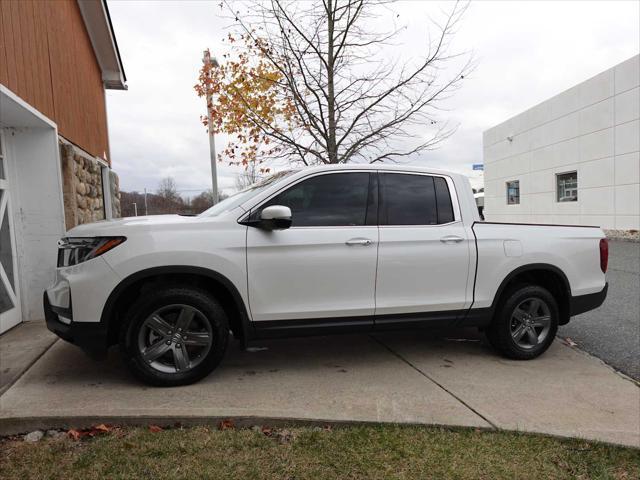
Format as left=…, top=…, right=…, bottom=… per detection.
left=45, top=164, right=608, bottom=386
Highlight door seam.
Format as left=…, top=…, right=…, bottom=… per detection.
left=372, top=225, right=380, bottom=320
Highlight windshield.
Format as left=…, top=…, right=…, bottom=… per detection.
left=199, top=169, right=299, bottom=217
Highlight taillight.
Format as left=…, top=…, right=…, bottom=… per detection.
left=599, top=238, right=608, bottom=273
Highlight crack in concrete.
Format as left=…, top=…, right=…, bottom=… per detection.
left=369, top=335, right=498, bottom=430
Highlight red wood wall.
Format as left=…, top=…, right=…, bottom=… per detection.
left=0, top=0, right=110, bottom=161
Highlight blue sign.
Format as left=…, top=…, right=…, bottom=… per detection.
left=472, top=164, right=484, bottom=171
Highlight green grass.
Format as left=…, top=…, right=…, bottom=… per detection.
left=1, top=425, right=638, bottom=479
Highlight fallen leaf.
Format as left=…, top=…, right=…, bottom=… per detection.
left=149, top=425, right=163, bottom=433
left=94, top=424, right=111, bottom=433
left=563, top=337, right=578, bottom=347
left=67, top=429, right=82, bottom=441
left=261, top=426, right=273, bottom=436
left=219, top=419, right=235, bottom=431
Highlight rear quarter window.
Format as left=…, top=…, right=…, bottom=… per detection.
left=434, top=176, right=455, bottom=224
left=380, top=173, right=455, bottom=226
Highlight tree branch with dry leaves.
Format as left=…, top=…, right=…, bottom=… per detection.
left=195, top=0, right=473, bottom=170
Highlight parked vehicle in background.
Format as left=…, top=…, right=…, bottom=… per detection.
left=44, top=165, right=608, bottom=386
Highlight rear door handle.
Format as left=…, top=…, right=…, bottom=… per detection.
left=440, top=235, right=464, bottom=244
left=345, top=238, right=373, bottom=246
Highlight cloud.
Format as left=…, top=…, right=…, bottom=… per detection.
left=106, top=0, right=639, bottom=195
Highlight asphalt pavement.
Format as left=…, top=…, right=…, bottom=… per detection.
left=559, top=240, right=640, bottom=380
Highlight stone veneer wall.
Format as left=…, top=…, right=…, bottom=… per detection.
left=109, top=169, right=121, bottom=219
left=59, top=138, right=121, bottom=230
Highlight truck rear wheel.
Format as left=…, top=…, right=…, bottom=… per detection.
left=486, top=284, right=559, bottom=360
left=119, top=286, right=229, bottom=386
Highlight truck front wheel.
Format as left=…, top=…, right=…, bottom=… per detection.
left=119, top=286, right=229, bottom=386
left=486, top=285, right=559, bottom=360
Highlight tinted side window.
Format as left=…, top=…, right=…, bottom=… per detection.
left=264, top=172, right=370, bottom=227
left=434, top=176, right=455, bottom=223
left=381, top=173, right=438, bottom=225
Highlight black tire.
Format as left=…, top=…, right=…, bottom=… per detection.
left=486, top=284, right=559, bottom=360
left=119, top=285, right=229, bottom=387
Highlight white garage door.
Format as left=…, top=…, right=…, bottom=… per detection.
left=0, top=130, right=21, bottom=334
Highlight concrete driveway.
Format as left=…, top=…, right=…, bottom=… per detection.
left=1, top=326, right=638, bottom=448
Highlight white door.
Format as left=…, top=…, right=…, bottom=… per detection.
left=375, top=172, right=471, bottom=317
left=246, top=171, right=378, bottom=323
left=0, top=131, right=22, bottom=333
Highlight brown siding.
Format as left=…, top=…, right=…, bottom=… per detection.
left=0, top=0, right=109, bottom=162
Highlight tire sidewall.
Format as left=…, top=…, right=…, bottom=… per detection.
left=120, top=287, right=229, bottom=386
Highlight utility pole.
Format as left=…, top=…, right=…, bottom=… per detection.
left=143, top=188, right=148, bottom=215
left=203, top=49, right=220, bottom=205
left=133, top=202, right=138, bottom=216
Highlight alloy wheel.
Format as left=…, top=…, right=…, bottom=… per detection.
left=137, top=304, right=213, bottom=374
left=509, top=297, right=552, bottom=350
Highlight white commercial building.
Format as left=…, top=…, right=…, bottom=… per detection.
left=483, top=55, right=639, bottom=231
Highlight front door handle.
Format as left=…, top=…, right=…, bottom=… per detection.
left=345, top=238, right=373, bottom=246
left=440, top=235, right=464, bottom=244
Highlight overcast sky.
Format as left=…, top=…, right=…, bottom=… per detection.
left=106, top=0, right=639, bottom=196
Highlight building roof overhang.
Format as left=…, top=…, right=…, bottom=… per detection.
left=77, top=0, right=127, bottom=90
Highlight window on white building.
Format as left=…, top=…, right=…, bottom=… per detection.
left=556, top=171, right=578, bottom=202
left=506, top=180, right=520, bottom=205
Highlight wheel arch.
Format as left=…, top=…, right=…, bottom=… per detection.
left=101, top=266, right=253, bottom=346
left=490, top=263, right=572, bottom=325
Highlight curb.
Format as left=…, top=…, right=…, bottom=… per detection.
left=0, top=415, right=496, bottom=437
left=1, top=415, right=638, bottom=450
left=557, top=335, right=640, bottom=386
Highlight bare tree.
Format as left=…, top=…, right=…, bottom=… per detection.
left=234, top=161, right=263, bottom=190
left=157, top=177, right=180, bottom=203
left=205, top=0, right=472, bottom=166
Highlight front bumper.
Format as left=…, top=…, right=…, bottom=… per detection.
left=570, top=282, right=608, bottom=317
left=43, top=256, right=121, bottom=358
left=44, top=292, right=109, bottom=358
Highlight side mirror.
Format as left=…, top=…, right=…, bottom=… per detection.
left=259, top=205, right=292, bottom=230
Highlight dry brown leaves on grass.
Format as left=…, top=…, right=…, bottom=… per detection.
left=218, top=419, right=235, bottom=430
left=67, top=424, right=116, bottom=441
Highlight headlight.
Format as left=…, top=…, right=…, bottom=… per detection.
left=57, top=237, right=126, bottom=267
